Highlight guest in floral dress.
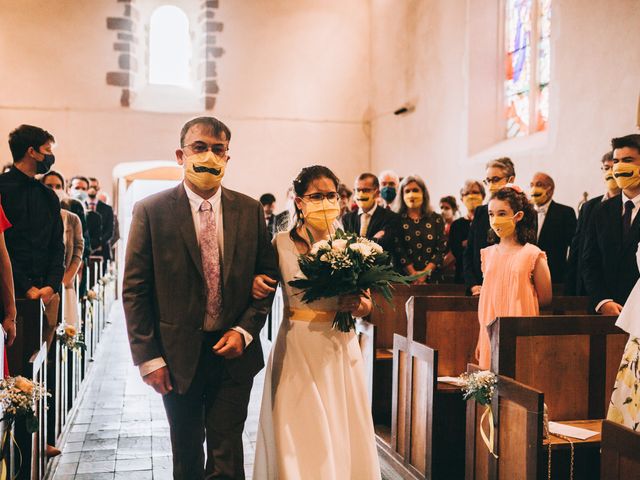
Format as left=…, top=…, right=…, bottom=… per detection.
left=394, top=175, right=447, bottom=283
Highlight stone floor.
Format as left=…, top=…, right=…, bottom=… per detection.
left=50, top=302, right=399, bottom=479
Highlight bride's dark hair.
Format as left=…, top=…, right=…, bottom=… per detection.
left=289, top=165, right=340, bottom=251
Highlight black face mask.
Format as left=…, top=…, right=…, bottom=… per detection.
left=36, top=153, right=56, bottom=174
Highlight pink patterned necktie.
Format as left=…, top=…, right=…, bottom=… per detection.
left=199, top=200, right=222, bottom=328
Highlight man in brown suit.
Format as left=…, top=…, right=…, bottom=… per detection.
left=123, top=116, right=278, bottom=479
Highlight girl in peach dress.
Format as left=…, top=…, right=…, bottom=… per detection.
left=476, top=185, right=552, bottom=370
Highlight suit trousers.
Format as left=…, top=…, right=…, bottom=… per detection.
left=162, top=333, right=253, bottom=480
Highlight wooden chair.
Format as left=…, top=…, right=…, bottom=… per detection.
left=601, top=420, right=640, bottom=480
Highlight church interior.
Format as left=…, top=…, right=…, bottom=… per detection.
left=1, top=0, right=640, bottom=479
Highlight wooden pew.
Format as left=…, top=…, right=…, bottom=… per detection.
left=463, top=315, right=628, bottom=479
left=601, top=420, right=640, bottom=480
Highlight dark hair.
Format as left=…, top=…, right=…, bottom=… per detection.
left=88, top=177, right=100, bottom=186
left=180, top=116, right=231, bottom=147
left=487, top=187, right=537, bottom=245
left=70, top=175, right=90, bottom=188
left=337, top=183, right=352, bottom=197
left=8, top=124, right=55, bottom=162
left=289, top=165, right=340, bottom=251
left=439, top=195, right=458, bottom=213
left=611, top=134, right=640, bottom=155
left=259, top=193, right=276, bottom=205
left=356, top=173, right=379, bottom=189
left=395, top=175, right=431, bottom=216
left=486, top=157, right=516, bottom=179
left=601, top=151, right=613, bottom=163
left=41, top=170, right=65, bottom=187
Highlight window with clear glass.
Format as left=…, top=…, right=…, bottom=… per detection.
left=148, top=5, right=192, bottom=88
left=505, top=0, right=551, bottom=138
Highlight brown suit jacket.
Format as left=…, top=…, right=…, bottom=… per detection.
left=123, top=184, right=279, bottom=394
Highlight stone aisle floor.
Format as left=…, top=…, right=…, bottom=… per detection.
left=51, top=301, right=263, bottom=480
left=51, top=301, right=399, bottom=480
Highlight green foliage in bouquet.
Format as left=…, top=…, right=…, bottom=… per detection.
left=460, top=371, right=498, bottom=406
left=288, top=229, right=418, bottom=332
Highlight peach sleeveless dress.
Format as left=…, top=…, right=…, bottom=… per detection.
left=477, top=243, right=547, bottom=370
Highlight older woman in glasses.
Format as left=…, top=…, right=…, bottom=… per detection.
left=393, top=175, right=447, bottom=283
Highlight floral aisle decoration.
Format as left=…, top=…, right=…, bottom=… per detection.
left=460, top=370, right=499, bottom=458
left=56, top=324, right=86, bottom=352
left=0, top=376, right=49, bottom=433
left=288, top=229, right=418, bottom=332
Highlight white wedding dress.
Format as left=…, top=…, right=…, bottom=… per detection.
left=253, top=232, right=381, bottom=479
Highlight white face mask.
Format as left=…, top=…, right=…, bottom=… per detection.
left=70, top=189, right=88, bottom=203
left=54, top=189, right=68, bottom=201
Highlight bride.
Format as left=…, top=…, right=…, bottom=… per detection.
left=252, top=165, right=381, bottom=479
left=607, top=247, right=640, bottom=430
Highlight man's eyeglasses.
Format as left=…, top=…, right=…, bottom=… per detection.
left=355, top=187, right=376, bottom=194
left=182, top=141, right=229, bottom=156
left=483, top=176, right=506, bottom=185
left=302, top=192, right=340, bottom=204
left=601, top=165, right=613, bottom=172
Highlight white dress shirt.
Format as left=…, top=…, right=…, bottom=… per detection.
left=534, top=198, right=552, bottom=239
left=138, top=182, right=253, bottom=377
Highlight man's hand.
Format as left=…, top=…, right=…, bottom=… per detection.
left=39, top=286, right=55, bottom=305
left=2, top=311, right=16, bottom=347
left=373, top=230, right=385, bottom=240
left=213, top=330, right=245, bottom=359
left=143, top=366, right=173, bottom=395
left=599, top=301, right=623, bottom=316
left=252, top=274, right=277, bottom=300
left=62, top=273, right=75, bottom=289
left=471, top=285, right=482, bottom=296
left=25, top=287, right=41, bottom=300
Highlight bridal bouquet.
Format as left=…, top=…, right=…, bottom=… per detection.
left=56, top=324, right=87, bottom=352
left=288, top=229, right=415, bottom=332
left=0, top=376, right=49, bottom=433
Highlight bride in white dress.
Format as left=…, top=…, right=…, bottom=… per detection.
left=253, top=166, right=381, bottom=479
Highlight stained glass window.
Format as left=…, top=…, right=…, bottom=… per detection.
left=505, top=0, right=551, bottom=138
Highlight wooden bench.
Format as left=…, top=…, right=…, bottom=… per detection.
left=464, top=315, right=628, bottom=479
left=601, top=420, right=640, bottom=480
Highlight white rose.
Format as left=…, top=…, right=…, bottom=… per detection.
left=331, top=239, right=348, bottom=251
left=349, top=243, right=363, bottom=253
left=311, top=240, right=331, bottom=255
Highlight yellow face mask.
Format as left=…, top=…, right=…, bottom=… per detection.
left=303, top=199, right=341, bottom=231
left=462, top=193, right=483, bottom=212
left=184, top=151, right=227, bottom=191
left=530, top=186, right=551, bottom=206
left=613, top=162, right=640, bottom=190
left=404, top=191, right=423, bottom=209
left=603, top=169, right=618, bottom=191
left=355, top=194, right=376, bottom=211
left=490, top=214, right=519, bottom=239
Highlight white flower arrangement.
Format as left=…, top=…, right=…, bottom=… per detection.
left=0, top=376, right=49, bottom=433
left=460, top=370, right=498, bottom=405
left=56, top=324, right=87, bottom=351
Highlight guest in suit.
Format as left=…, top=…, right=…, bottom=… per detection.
left=394, top=175, right=447, bottom=283
left=529, top=172, right=577, bottom=284
left=583, top=134, right=640, bottom=315
left=449, top=180, right=485, bottom=283
left=378, top=169, right=400, bottom=209
left=342, top=173, right=401, bottom=261
left=70, top=175, right=103, bottom=256
left=259, top=193, right=277, bottom=239
left=439, top=195, right=459, bottom=280
left=565, top=151, right=621, bottom=295
left=123, top=116, right=278, bottom=479
left=464, top=157, right=516, bottom=295
left=338, top=183, right=354, bottom=216
left=88, top=177, right=114, bottom=265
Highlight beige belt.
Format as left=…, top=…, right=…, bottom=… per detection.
left=288, top=308, right=335, bottom=322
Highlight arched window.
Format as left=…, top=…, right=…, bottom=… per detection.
left=505, top=0, right=551, bottom=138
left=148, top=5, right=192, bottom=88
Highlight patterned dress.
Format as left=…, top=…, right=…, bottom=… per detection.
left=395, top=211, right=447, bottom=281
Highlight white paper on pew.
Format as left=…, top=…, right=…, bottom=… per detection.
left=437, top=376, right=466, bottom=387
left=548, top=422, right=599, bottom=440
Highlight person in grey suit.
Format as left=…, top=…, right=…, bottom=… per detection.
left=123, top=116, right=278, bottom=479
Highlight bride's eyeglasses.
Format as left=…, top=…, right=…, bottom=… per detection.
left=301, top=192, right=340, bottom=204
